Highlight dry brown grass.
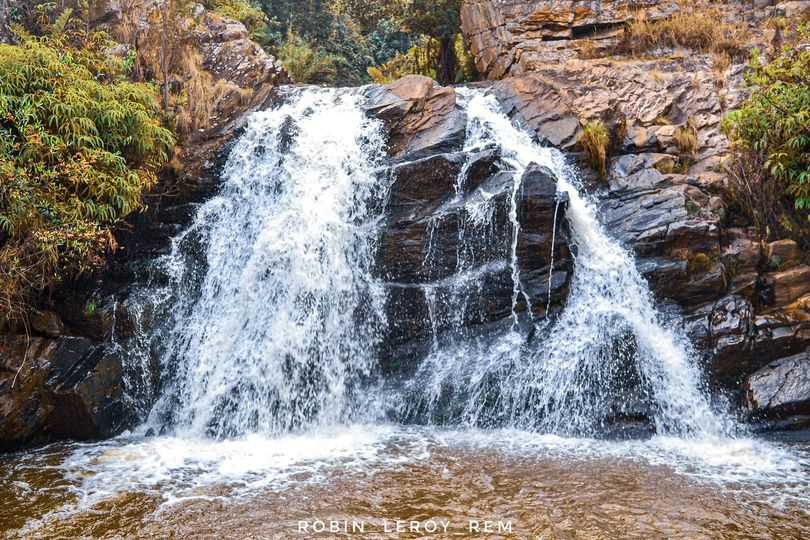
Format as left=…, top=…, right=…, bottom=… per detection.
left=673, top=118, right=700, bottom=159
left=618, top=5, right=747, bottom=60
left=578, top=121, right=610, bottom=178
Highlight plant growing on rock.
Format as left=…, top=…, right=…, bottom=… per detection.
left=0, top=34, right=174, bottom=323
left=722, top=25, right=810, bottom=242
left=578, top=121, right=610, bottom=179
left=205, top=0, right=267, bottom=35
left=687, top=252, right=712, bottom=274
left=674, top=118, right=700, bottom=160
left=618, top=6, right=746, bottom=60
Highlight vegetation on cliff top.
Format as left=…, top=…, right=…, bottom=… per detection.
left=262, top=0, right=471, bottom=86
left=0, top=31, right=173, bottom=323
left=723, top=25, right=810, bottom=243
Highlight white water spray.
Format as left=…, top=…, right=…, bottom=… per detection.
left=146, top=89, right=389, bottom=437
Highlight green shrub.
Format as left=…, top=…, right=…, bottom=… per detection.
left=368, top=37, right=436, bottom=83
left=277, top=30, right=337, bottom=84
left=687, top=252, right=712, bottom=274
left=0, top=35, right=174, bottom=322
left=722, top=27, right=810, bottom=211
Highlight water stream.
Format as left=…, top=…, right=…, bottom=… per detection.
left=1, top=87, right=809, bottom=538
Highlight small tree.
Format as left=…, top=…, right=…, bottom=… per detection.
left=397, top=0, right=461, bottom=85
left=722, top=25, right=810, bottom=240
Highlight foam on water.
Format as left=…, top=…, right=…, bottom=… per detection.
left=16, top=426, right=806, bottom=527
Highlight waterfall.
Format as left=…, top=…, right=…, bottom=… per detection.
left=141, top=86, right=730, bottom=441
left=398, top=91, right=732, bottom=438
left=145, top=89, right=389, bottom=437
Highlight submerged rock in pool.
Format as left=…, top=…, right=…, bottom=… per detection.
left=747, top=351, right=810, bottom=431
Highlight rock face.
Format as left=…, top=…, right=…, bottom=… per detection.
left=460, top=0, right=810, bottom=427
left=366, top=75, right=467, bottom=160
left=0, top=0, right=11, bottom=43
left=746, top=352, right=810, bottom=430
left=0, top=336, right=125, bottom=450
left=365, top=77, right=572, bottom=370
left=461, top=0, right=680, bottom=79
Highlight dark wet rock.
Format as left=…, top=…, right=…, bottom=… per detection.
left=746, top=352, right=810, bottom=430
left=686, top=293, right=810, bottom=387
left=766, top=239, right=802, bottom=269
left=764, top=266, right=810, bottom=308
left=29, top=311, right=66, bottom=338
left=368, top=85, right=573, bottom=370
left=0, top=336, right=125, bottom=451
left=721, top=228, right=763, bottom=294
left=376, top=158, right=572, bottom=356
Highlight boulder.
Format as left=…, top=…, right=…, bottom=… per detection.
left=364, top=76, right=467, bottom=160
left=766, top=239, right=803, bottom=269
left=29, top=311, right=65, bottom=338
left=0, top=336, right=125, bottom=451
left=746, top=351, right=810, bottom=429
left=766, top=266, right=810, bottom=307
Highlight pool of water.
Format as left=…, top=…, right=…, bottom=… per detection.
left=2, top=426, right=809, bottom=538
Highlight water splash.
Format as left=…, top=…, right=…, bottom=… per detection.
left=145, top=89, right=390, bottom=438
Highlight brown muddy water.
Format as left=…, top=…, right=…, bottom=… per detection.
left=2, top=426, right=809, bottom=539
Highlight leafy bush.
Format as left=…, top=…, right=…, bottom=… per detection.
left=277, top=30, right=337, bottom=84
left=0, top=35, right=174, bottom=322
left=723, top=31, right=810, bottom=209
left=368, top=38, right=436, bottom=83
left=205, top=0, right=267, bottom=34
left=578, top=121, right=610, bottom=179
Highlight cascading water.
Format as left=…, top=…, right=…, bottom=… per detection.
left=397, top=90, right=732, bottom=438
left=145, top=88, right=390, bottom=437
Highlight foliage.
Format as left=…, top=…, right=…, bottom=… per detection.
left=205, top=0, right=267, bottom=34
left=687, top=252, right=712, bottom=274
left=0, top=35, right=173, bottom=321
left=277, top=30, right=337, bottom=83
left=579, top=121, right=610, bottom=179
left=260, top=0, right=473, bottom=86
left=259, top=0, right=333, bottom=43
left=673, top=118, right=699, bottom=159
left=364, top=17, right=412, bottom=68
left=396, top=0, right=462, bottom=84
left=324, top=14, right=375, bottom=85
left=723, top=31, right=810, bottom=210
left=368, top=37, right=436, bottom=83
